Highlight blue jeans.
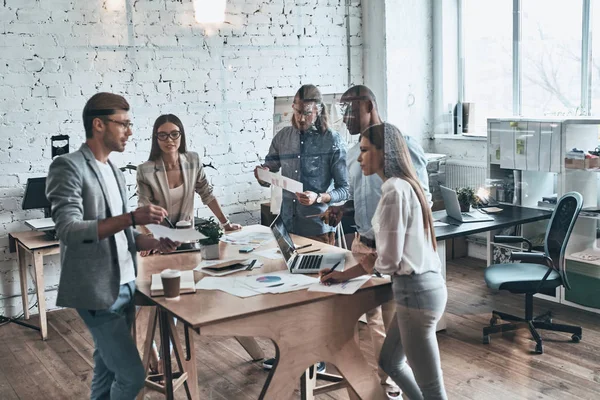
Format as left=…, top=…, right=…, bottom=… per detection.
left=77, top=281, right=145, bottom=400
left=379, top=271, right=448, bottom=400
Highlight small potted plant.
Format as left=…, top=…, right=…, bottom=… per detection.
left=456, top=187, right=476, bottom=212
left=195, top=217, right=223, bottom=260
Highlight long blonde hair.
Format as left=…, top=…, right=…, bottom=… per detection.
left=361, top=124, right=436, bottom=250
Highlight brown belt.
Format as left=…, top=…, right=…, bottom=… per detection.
left=359, top=235, right=376, bottom=249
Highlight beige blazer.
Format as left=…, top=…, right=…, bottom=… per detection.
left=136, top=151, right=215, bottom=225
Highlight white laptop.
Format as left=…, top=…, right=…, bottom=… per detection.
left=440, top=185, right=494, bottom=223
left=270, top=215, right=345, bottom=274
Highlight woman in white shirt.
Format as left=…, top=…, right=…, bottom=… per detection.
left=320, top=123, right=447, bottom=399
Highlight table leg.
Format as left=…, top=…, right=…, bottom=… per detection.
left=300, top=364, right=317, bottom=400
left=235, top=336, right=264, bottom=360
left=331, top=339, right=384, bottom=400
left=159, top=308, right=174, bottom=400
left=200, top=285, right=391, bottom=400
left=33, top=250, right=47, bottom=340
left=16, top=243, right=30, bottom=320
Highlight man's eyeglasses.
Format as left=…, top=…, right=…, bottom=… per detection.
left=292, top=103, right=322, bottom=117
left=105, top=118, right=133, bottom=129
left=156, top=131, right=182, bottom=141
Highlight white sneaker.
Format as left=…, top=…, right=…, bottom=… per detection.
left=386, top=386, right=402, bottom=400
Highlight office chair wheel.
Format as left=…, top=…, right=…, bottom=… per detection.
left=572, top=334, right=581, bottom=343
left=482, top=335, right=490, bottom=345
left=489, top=317, right=498, bottom=326
left=534, top=343, right=543, bottom=354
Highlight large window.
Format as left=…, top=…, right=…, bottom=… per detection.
left=522, top=0, right=583, bottom=115
left=463, top=0, right=512, bottom=133
left=460, top=0, right=597, bottom=134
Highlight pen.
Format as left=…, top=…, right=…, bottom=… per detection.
left=329, top=261, right=341, bottom=273
left=321, top=261, right=341, bottom=285
left=305, top=213, right=324, bottom=218
left=246, top=259, right=257, bottom=271
left=299, top=248, right=320, bottom=254
left=296, top=244, right=312, bottom=250
left=164, top=217, right=175, bottom=228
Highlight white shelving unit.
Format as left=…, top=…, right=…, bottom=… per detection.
left=487, top=117, right=600, bottom=314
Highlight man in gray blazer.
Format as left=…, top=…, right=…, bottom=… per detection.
left=46, top=92, right=178, bottom=400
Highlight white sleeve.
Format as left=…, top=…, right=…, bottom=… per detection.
left=374, top=189, right=410, bottom=275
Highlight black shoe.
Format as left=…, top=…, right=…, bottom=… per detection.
left=262, top=357, right=275, bottom=370
left=263, top=358, right=326, bottom=373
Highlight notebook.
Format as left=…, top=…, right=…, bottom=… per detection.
left=150, top=270, right=196, bottom=297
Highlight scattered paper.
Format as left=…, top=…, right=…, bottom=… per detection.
left=433, top=221, right=449, bottom=228
left=253, top=248, right=283, bottom=260
left=195, top=277, right=261, bottom=298
left=308, top=276, right=371, bottom=295
left=195, top=271, right=319, bottom=297
left=221, top=230, right=274, bottom=247
left=257, top=168, right=303, bottom=193
left=146, top=224, right=206, bottom=242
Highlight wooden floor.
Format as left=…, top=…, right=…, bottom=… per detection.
left=1, top=257, right=599, bottom=399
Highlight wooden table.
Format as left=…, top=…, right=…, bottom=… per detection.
left=8, top=230, right=59, bottom=340
left=136, top=225, right=392, bottom=400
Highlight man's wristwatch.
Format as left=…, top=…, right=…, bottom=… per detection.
left=316, top=193, right=323, bottom=204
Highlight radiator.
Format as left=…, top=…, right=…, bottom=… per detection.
left=445, top=159, right=487, bottom=190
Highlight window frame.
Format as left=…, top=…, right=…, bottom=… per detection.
left=451, top=0, right=593, bottom=135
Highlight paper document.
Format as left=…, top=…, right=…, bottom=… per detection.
left=308, top=276, right=371, bottom=295
left=195, top=271, right=319, bottom=297
left=221, top=230, right=274, bottom=246
left=146, top=224, right=206, bottom=242
left=150, top=270, right=196, bottom=297
left=253, top=248, right=284, bottom=260
left=195, top=277, right=261, bottom=298
left=236, top=271, right=318, bottom=294
left=433, top=221, right=449, bottom=228
left=257, top=168, right=303, bottom=193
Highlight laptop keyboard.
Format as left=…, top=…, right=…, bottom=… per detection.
left=291, top=255, right=323, bottom=270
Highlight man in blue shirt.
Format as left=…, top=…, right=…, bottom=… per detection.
left=254, top=84, right=349, bottom=372
left=254, top=84, right=349, bottom=245
left=326, top=85, right=431, bottom=400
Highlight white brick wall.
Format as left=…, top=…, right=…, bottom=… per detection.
left=0, top=0, right=363, bottom=316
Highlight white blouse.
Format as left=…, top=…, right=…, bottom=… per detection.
left=372, top=177, right=441, bottom=276
left=169, top=184, right=184, bottom=222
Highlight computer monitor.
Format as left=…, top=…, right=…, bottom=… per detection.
left=22, top=177, right=51, bottom=217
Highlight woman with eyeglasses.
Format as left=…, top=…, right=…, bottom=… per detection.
left=136, top=114, right=241, bottom=255
left=136, top=114, right=246, bottom=375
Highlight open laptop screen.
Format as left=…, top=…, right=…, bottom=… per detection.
left=270, top=216, right=295, bottom=262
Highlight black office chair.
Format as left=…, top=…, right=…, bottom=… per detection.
left=482, top=192, right=583, bottom=354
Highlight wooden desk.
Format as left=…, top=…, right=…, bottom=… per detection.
left=8, top=230, right=59, bottom=340
left=136, top=225, right=392, bottom=400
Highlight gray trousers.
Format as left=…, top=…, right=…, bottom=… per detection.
left=379, top=271, right=448, bottom=400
